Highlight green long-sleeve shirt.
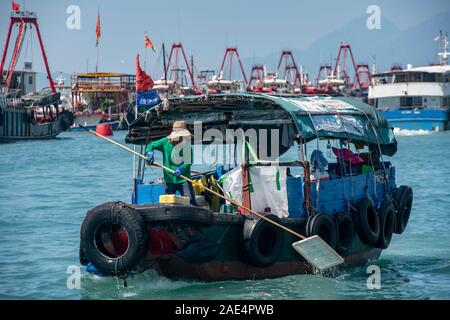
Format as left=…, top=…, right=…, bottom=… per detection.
left=145, top=137, right=192, bottom=184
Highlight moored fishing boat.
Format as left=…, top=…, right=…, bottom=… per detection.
left=79, top=93, right=413, bottom=281
left=0, top=9, right=73, bottom=141
left=70, top=72, right=136, bottom=131
left=0, top=89, right=73, bottom=141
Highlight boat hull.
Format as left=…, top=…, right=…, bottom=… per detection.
left=150, top=249, right=381, bottom=281
left=0, top=107, right=73, bottom=142
left=381, top=109, right=449, bottom=131
left=80, top=170, right=403, bottom=282
left=125, top=204, right=384, bottom=282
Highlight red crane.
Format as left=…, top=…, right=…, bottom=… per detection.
left=0, top=10, right=55, bottom=94
left=218, top=47, right=248, bottom=86
left=353, top=64, right=371, bottom=90
left=247, top=64, right=265, bottom=91
left=276, top=50, right=301, bottom=86
left=315, top=63, right=332, bottom=85
left=165, top=43, right=196, bottom=87
left=332, top=43, right=361, bottom=90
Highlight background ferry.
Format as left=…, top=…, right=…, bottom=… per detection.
left=368, top=32, right=450, bottom=131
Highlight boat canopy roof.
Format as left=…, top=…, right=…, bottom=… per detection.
left=126, top=93, right=397, bottom=156
left=72, top=72, right=133, bottom=78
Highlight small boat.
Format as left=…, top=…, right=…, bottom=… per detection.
left=69, top=114, right=119, bottom=132
left=206, top=76, right=242, bottom=94
left=79, top=93, right=413, bottom=281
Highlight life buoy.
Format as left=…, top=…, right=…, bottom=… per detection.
left=354, top=198, right=380, bottom=245
left=335, top=213, right=354, bottom=253
left=80, top=201, right=148, bottom=275
left=306, top=214, right=337, bottom=249
left=393, top=186, right=413, bottom=234
left=376, top=200, right=396, bottom=249
left=242, top=214, right=285, bottom=267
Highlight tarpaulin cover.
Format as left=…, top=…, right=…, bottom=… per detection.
left=273, top=95, right=397, bottom=156
left=126, top=93, right=397, bottom=156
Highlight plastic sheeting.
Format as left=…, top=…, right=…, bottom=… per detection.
left=221, top=165, right=289, bottom=218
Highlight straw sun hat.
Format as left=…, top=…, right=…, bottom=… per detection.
left=167, top=120, right=191, bottom=140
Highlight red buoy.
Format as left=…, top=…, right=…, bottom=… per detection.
left=95, top=123, right=113, bottom=136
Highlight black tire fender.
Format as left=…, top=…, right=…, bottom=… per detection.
left=306, top=214, right=337, bottom=249
left=80, top=201, right=148, bottom=276
left=242, top=214, right=285, bottom=267
left=335, top=213, right=354, bottom=254
left=376, top=200, right=396, bottom=249
left=393, top=186, right=413, bottom=234
left=353, top=198, right=380, bottom=245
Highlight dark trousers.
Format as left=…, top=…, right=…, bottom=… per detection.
left=165, top=182, right=198, bottom=206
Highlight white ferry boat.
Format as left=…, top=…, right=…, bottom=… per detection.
left=368, top=32, right=450, bottom=131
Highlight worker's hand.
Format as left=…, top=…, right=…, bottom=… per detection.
left=146, top=152, right=154, bottom=165
left=174, top=166, right=183, bottom=176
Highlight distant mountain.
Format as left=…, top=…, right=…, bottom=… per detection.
left=241, top=10, right=450, bottom=80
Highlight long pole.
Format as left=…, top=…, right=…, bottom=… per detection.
left=132, top=94, right=138, bottom=201
left=79, top=125, right=306, bottom=240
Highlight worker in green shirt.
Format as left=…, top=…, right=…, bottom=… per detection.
left=145, top=120, right=198, bottom=206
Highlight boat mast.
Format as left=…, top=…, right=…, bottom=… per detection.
left=162, top=43, right=167, bottom=85
left=436, top=30, right=449, bottom=66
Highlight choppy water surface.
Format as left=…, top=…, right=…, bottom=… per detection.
left=0, top=131, right=449, bottom=299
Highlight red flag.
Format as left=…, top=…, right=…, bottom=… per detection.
left=95, top=12, right=101, bottom=47
left=12, top=1, right=20, bottom=11
left=144, top=33, right=155, bottom=52
left=136, top=54, right=154, bottom=92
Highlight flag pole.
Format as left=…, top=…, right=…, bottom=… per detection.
left=162, top=43, right=167, bottom=85
left=144, top=32, right=148, bottom=72
left=96, top=44, right=99, bottom=74
left=95, top=8, right=100, bottom=74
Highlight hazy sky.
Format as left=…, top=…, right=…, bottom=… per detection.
left=0, top=0, right=449, bottom=78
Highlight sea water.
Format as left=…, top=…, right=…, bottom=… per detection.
left=0, top=131, right=449, bottom=299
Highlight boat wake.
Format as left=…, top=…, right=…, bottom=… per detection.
left=393, top=128, right=433, bottom=136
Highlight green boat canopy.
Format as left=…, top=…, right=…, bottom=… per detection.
left=126, top=93, right=397, bottom=156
